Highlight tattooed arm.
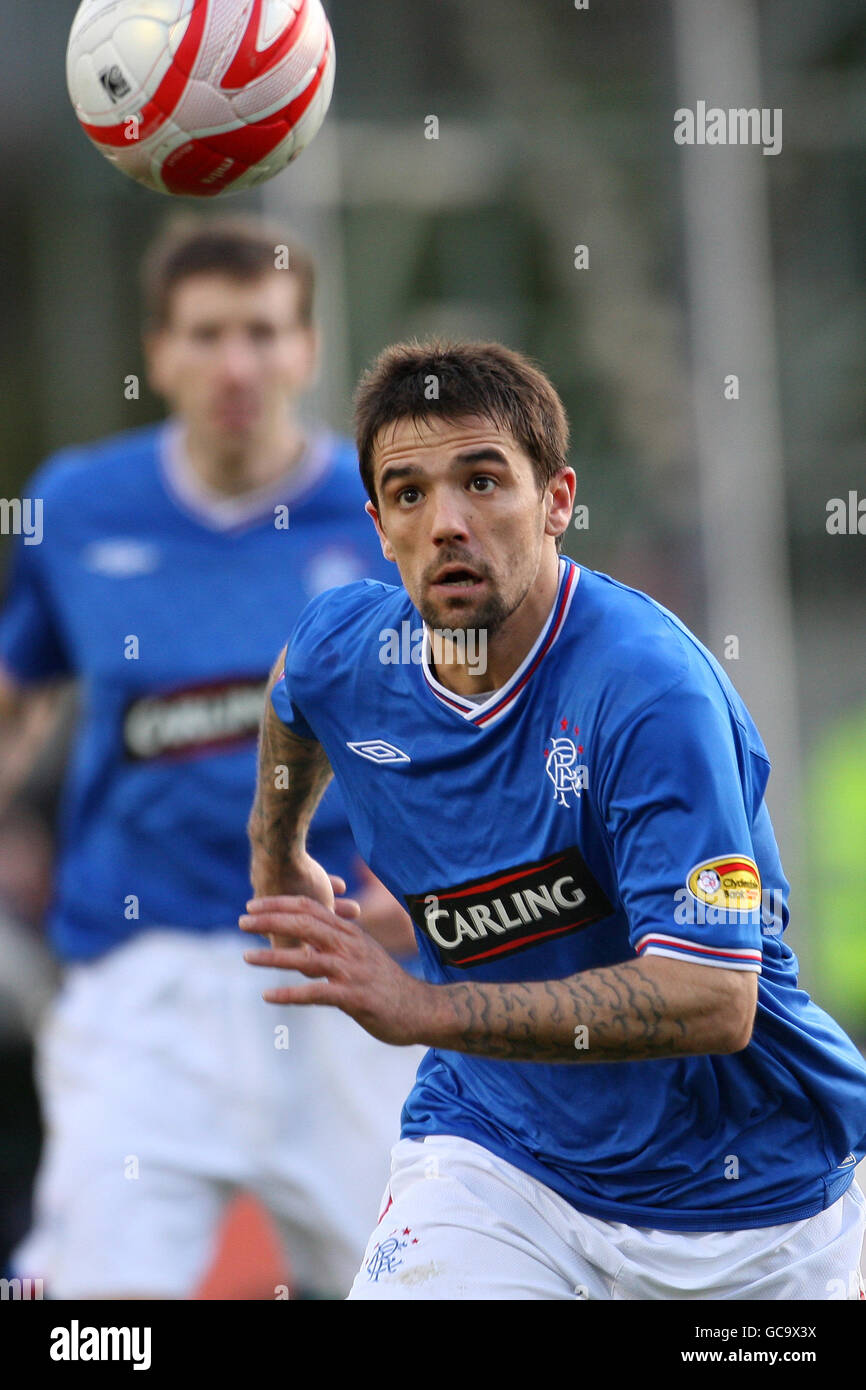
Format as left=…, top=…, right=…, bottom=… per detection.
left=241, top=883, right=758, bottom=1060
left=245, top=653, right=756, bottom=1058
left=247, top=646, right=335, bottom=904
left=419, top=955, right=758, bottom=1061
left=247, top=650, right=415, bottom=956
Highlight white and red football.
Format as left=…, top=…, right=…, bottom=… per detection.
left=66, top=0, right=335, bottom=197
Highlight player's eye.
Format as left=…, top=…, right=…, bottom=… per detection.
left=395, top=486, right=422, bottom=506
left=190, top=325, right=220, bottom=343
left=469, top=475, right=497, bottom=493
left=249, top=323, right=277, bottom=342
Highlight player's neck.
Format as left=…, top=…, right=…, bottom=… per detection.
left=429, top=551, right=562, bottom=698
left=180, top=418, right=307, bottom=498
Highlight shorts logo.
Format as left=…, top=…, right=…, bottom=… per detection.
left=687, top=855, right=762, bottom=912
left=406, top=845, right=612, bottom=967
left=366, top=1227, right=419, bottom=1282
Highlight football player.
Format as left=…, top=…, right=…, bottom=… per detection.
left=244, top=338, right=866, bottom=1300
left=1, top=219, right=421, bottom=1299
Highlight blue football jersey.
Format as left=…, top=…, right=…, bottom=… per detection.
left=271, top=557, right=866, bottom=1230
left=0, top=421, right=395, bottom=960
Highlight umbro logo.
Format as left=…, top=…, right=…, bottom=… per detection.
left=347, top=740, right=411, bottom=764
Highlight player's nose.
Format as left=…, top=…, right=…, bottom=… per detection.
left=215, top=334, right=260, bottom=383
left=428, top=486, right=471, bottom=544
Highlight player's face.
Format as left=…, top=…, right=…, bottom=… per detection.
left=366, top=415, right=574, bottom=637
left=145, top=273, right=316, bottom=446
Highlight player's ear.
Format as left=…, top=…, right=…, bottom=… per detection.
left=307, top=323, right=321, bottom=382
left=294, top=321, right=320, bottom=392
left=545, top=467, right=576, bottom=542
left=142, top=328, right=172, bottom=400
left=365, top=501, right=396, bottom=563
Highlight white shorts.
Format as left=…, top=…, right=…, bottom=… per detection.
left=13, top=930, right=423, bottom=1298
left=348, top=1135, right=866, bottom=1300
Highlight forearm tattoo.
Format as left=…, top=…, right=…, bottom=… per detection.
left=434, top=960, right=695, bottom=1063
left=247, top=659, right=332, bottom=892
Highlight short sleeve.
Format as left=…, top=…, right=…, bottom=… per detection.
left=598, top=675, right=763, bottom=973
left=269, top=595, right=329, bottom=741
left=269, top=580, right=390, bottom=746
left=0, top=530, right=71, bottom=683
left=270, top=661, right=317, bottom=741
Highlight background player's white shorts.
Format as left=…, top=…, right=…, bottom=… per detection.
left=348, top=1135, right=866, bottom=1300
left=13, top=930, right=423, bottom=1298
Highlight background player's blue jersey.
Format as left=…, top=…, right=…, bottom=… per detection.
left=272, top=558, right=866, bottom=1230
left=0, top=422, right=394, bottom=961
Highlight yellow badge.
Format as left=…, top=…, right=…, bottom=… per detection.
left=687, top=856, right=761, bottom=912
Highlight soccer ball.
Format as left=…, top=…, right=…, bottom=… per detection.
left=66, top=0, right=335, bottom=197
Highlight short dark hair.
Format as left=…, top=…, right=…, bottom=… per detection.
left=140, top=215, right=315, bottom=331
left=353, top=338, right=570, bottom=511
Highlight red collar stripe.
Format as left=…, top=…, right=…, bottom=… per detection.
left=472, top=561, right=577, bottom=727
left=421, top=559, right=579, bottom=726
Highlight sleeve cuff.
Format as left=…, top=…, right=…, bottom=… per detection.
left=635, top=932, right=762, bottom=973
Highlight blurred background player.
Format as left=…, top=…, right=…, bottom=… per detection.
left=0, top=217, right=421, bottom=1299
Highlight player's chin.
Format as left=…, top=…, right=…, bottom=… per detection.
left=213, top=413, right=260, bottom=437
left=426, top=584, right=489, bottom=626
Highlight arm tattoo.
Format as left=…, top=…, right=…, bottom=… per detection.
left=247, top=650, right=332, bottom=895
left=430, top=959, right=701, bottom=1063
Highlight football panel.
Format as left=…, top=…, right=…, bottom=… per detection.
left=66, top=0, right=195, bottom=120
left=156, top=24, right=333, bottom=195
left=218, top=0, right=308, bottom=91
left=224, top=0, right=330, bottom=125
left=75, top=0, right=208, bottom=146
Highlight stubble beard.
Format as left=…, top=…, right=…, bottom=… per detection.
left=419, top=573, right=531, bottom=644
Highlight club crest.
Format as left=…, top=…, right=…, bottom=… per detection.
left=544, top=724, right=588, bottom=807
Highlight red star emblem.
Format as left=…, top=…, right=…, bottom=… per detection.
left=560, top=718, right=569, bottom=730
left=577, top=745, right=584, bottom=754
left=402, top=1227, right=411, bottom=1236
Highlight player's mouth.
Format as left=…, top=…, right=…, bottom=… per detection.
left=214, top=398, right=260, bottom=429
left=216, top=411, right=257, bottom=431
left=430, top=564, right=486, bottom=593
